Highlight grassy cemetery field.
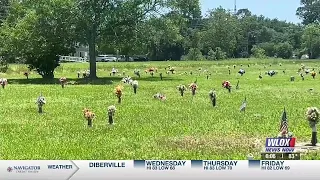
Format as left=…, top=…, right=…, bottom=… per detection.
left=0, top=59, right=320, bottom=160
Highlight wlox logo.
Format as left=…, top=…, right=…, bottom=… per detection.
left=265, top=138, right=296, bottom=153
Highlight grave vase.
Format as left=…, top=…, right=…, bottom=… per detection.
left=88, top=119, right=93, bottom=127
left=38, top=106, right=43, bottom=113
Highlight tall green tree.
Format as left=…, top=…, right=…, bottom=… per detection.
left=301, top=23, right=320, bottom=59
left=0, top=0, right=9, bottom=25
left=201, top=7, right=238, bottom=57
left=75, top=0, right=162, bottom=78
left=0, top=0, right=77, bottom=78
left=296, top=0, right=320, bottom=25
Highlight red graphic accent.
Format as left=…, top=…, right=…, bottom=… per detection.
left=289, top=138, right=296, bottom=147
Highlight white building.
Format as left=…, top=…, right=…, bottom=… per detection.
left=72, top=44, right=89, bottom=58
left=59, top=44, right=89, bottom=62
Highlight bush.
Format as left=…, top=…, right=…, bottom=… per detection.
left=258, top=42, right=276, bottom=57
left=0, top=59, right=8, bottom=73
left=185, top=48, right=204, bottom=61
left=251, top=45, right=266, bottom=58
left=275, top=42, right=293, bottom=59
left=207, top=47, right=227, bottom=60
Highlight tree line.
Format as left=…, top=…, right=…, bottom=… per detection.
left=0, top=0, right=319, bottom=78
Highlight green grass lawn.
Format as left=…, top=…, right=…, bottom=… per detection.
left=0, top=58, right=320, bottom=160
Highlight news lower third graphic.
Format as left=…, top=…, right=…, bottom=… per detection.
left=191, top=160, right=238, bottom=170
left=133, top=160, right=186, bottom=170
left=134, top=160, right=145, bottom=168
left=3, top=161, right=79, bottom=180
left=47, top=165, right=73, bottom=169
left=248, top=160, right=261, bottom=168
left=261, top=152, right=301, bottom=160
left=89, top=161, right=126, bottom=168
left=248, top=160, right=291, bottom=171
left=4, top=160, right=320, bottom=180
left=265, top=138, right=296, bottom=153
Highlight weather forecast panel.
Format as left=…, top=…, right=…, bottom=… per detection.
left=0, top=160, right=320, bottom=180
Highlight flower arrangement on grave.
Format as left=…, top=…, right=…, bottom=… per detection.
left=0, top=78, right=8, bottom=89
left=290, top=76, right=295, bottom=81
left=83, top=108, right=95, bottom=127
left=189, top=82, right=198, bottom=96
left=134, top=69, right=140, bottom=78
left=107, top=105, right=116, bottom=125
left=177, top=85, right=186, bottom=96
left=82, top=70, right=90, bottom=78
left=238, top=69, right=245, bottom=76
left=305, top=69, right=310, bottom=74
left=59, top=77, right=67, bottom=88
left=311, top=71, right=316, bottom=79
left=277, top=130, right=294, bottom=138
left=222, top=80, right=231, bottom=92
left=206, top=72, right=211, bottom=79
left=36, top=93, right=46, bottom=113
left=115, top=85, right=123, bottom=103
left=121, top=76, right=132, bottom=84
left=153, top=93, right=166, bottom=101
left=169, top=67, right=175, bottom=74
left=267, top=70, right=276, bottom=77
left=132, top=80, right=138, bottom=94
left=305, top=107, right=320, bottom=146
left=111, top=68, right=118, bottom=76
left=148, top=67, right=155, bottom=72
left=209, top=90, right=216, bottom=107
left=24, top=72, right=29, bottom=79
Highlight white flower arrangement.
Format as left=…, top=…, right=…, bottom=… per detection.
left=209, top=90, right=216, bottom=99
left=306, top=107, right=320, bottom=124
left=108, top=105, right=117, bottom=116
left=121, top=76, right=132, bottom=84
left=277, top=131, right=294, bottom=138
left=59, top=77, right=67, bottom=83
left=238, top=69, right=245, bottom=74
left=177, top=85, right=186, bottom=91
left=132, top=80, right=138, bottom=87
left=36, top=95, right=46, bottom=106
left=0, top=78, right=8, bottom=86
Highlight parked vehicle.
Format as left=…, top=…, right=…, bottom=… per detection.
left=96, top=55, right=117, bottom=62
